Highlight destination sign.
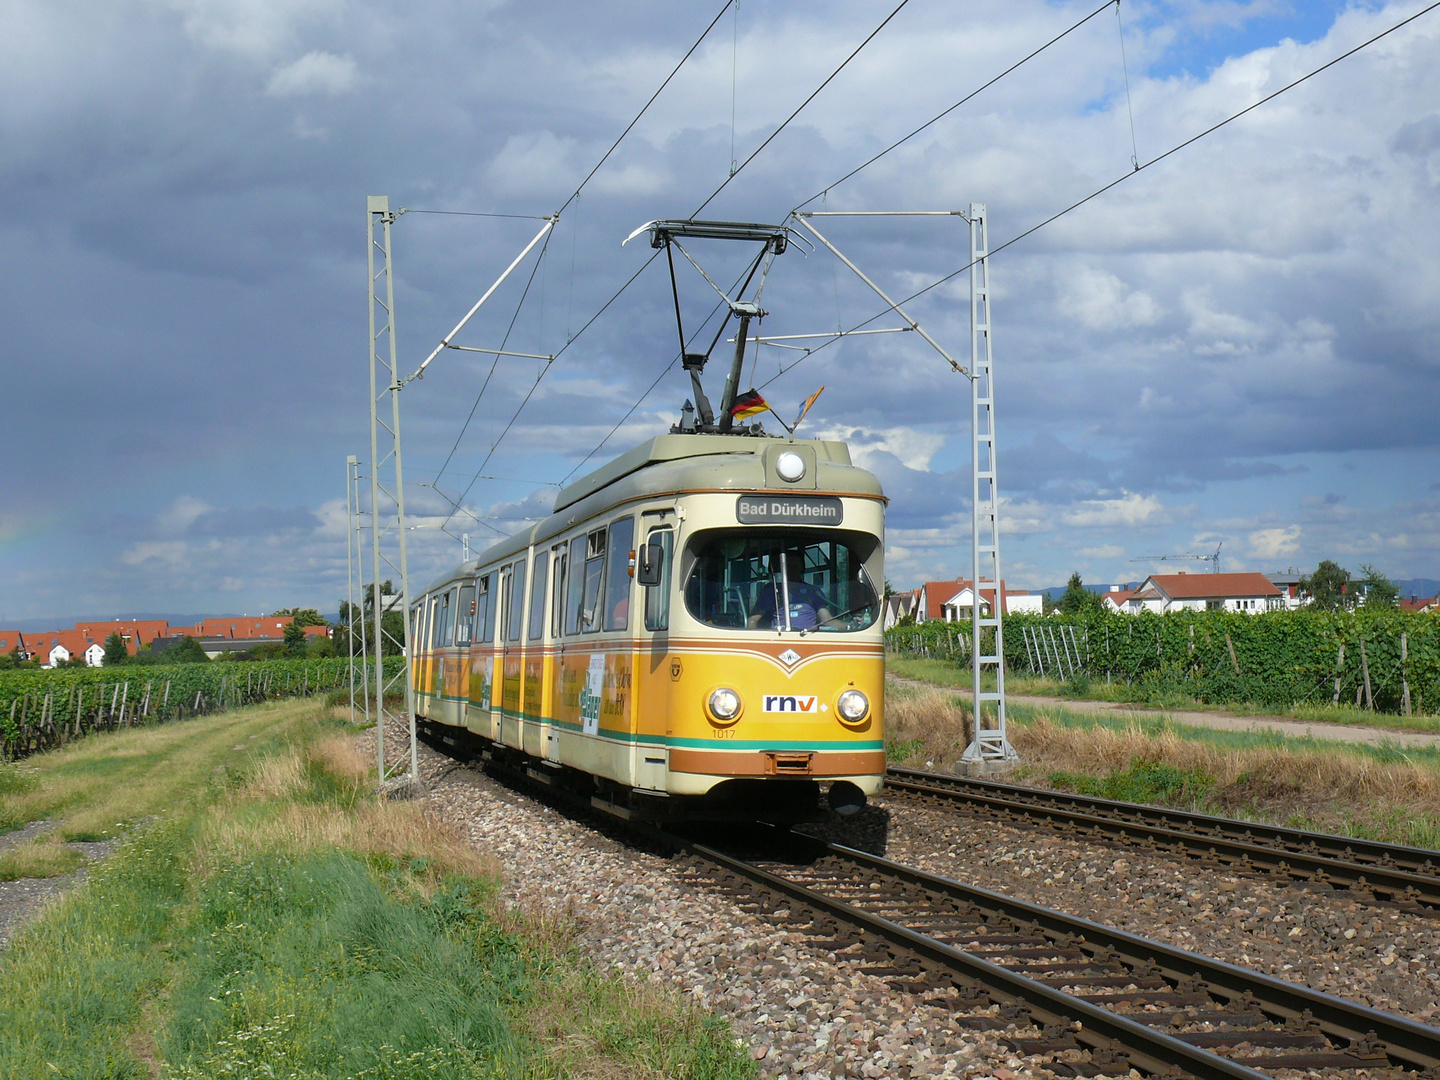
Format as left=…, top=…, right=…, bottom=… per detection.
left=736, top=494, right=844, bottom=526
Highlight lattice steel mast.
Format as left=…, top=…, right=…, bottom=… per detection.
left=366, top=195, right=418, bottom=788
left=960, top=203, right=1016, bottom=763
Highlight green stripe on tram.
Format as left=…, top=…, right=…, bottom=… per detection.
left=423, top=695, right=882, bottom=751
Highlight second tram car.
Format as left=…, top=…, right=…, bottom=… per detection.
left=411, top=432, right=887, bottom=820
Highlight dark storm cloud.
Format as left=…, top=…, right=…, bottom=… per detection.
left=3, top=0, right=1439, bottom=617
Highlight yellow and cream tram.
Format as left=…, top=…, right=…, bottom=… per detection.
left=411, top=432, right=887, bottom=820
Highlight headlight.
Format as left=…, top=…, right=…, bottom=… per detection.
left=836, top=689, right=869, bottom=722
left=708, top=687, right=742, bottom=721
left=775, top=451, right=806, bottom=482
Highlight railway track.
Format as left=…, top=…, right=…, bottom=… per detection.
left=442, top=731, right=1440, bottom=1080
left=684, top=832, right=1440, bottom=1080
left=886, top=766, right=1440, bottom=916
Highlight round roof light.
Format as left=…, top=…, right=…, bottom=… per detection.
left=776, top=451, right=806, bottom=483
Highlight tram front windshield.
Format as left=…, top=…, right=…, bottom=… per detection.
left=684, top=531, right=879, bottom=633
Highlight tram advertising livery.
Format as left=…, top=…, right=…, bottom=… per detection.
left=411, top=219, right=887, bottom=821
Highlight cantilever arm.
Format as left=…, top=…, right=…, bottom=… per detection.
left=407, top=217, right=555, bottom=384
left=793, top=214, right=968, bottom=376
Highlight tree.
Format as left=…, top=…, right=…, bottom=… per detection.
left=273, top=607, right=325, bottom=627
left=284, top=620, right=308, bottom=656
left=166, top=636, right=210, bottom=663
left=1058, top=572, right=1099, bottom=616
left=103, top=632, right=129, bottom=666
left=1300, top=560, right=1351, bottom=611
left=1359, top=564, right=1399, bottom=609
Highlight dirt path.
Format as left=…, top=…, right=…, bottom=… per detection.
left=890, top=676, right=1440, bottom=750
left=0, top=823, right=121, bottom=948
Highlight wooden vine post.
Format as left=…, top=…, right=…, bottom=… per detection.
left=1225, top=633, right=1241, bottom=675
left=1401, top=632, right=1412, bottom=718
left=1358, top=639, right=1374, bottom=711
left=1333, top=642, right=1346, bottom=706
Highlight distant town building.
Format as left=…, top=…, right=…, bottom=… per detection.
left=1120, top=572, right=1283, bottom=614
left=12, top=615, right=328, bottom=666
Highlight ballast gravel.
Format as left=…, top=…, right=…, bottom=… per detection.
left=844, top=793, right=1440, bottom=1024
left=371, top=722, right=1439, bottom=1078
left=387, top=733, right=1099, bottom=1080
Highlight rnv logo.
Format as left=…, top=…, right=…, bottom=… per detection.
left=763, top=694, right=817, bottom=713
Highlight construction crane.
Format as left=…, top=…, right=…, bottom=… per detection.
left=1131, top=542, right=1222, bottom=573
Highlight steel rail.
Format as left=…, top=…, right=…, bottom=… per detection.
left=790, top=839, right=1440, bottom=1073
left=886, top=766, right=1440, bottom=912
left=687, top=837, right=1271, bottom=1080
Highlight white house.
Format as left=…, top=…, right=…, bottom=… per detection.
left=1125, top=572, right=1283, bottom=614
left=85, top=643, right=105, bottom=667
left=46, top=644, right=71, bottom=667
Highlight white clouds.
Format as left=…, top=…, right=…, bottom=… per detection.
left=267, top=51, right=357, bottom=97
left=1249, top=525, right=1300, bottom=559
left=1061, top=492, right=1171, bottom=529
left=162, top=0, right=343, bottom=60
left=1059, top=267, right=1161, bottom=330
left=814, top=424, right=946, bottom=472
left=121, top=540, right=189, bottom=567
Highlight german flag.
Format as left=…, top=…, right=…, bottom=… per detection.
left=729, top=389, right=770, bottom=421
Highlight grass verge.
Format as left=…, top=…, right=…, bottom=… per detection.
left=885, top=677, right=1440, bottom=849
left=0, top=701, right=755, bottom=1079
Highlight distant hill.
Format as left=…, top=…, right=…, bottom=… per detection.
left=1397, top=579, right=1440, bottom=601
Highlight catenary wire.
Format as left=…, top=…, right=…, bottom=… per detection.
left=763, top=0, right=1440, bottom=387
left=555, top=0, right=1110, bottom=472
left=431, top=227, right=555, bottom=487
left=439, top=249, right=663, bottom=528
left=795, top=0, right=1119, bottom=210
left=554, top=0, right=736, bottom=220
left=691, top=0, right=915, bottom=216
left=430, top=3, right=736, bottom=525
left=559, top=259, right=760, bottom=485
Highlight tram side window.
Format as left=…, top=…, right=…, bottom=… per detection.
left=643, top=527, right=674, bottom=632
left=528, top=551, right=549, bottom=640
left=507, top=560, right=527, bottom=642
left=426, top=597, right=441, bottom=649
left=550, top=546, right=568, bottom=638
left=476, top=575, right=493, bottom=645
left=456, top=584, right=476, bottom=645
left=437, top=590, right=454, bottom=648
left=605, top=516, right=635, bottom=631
left=564, top=535, right=586, bottom=636
left=580, top=530, right=606, bottom=633
left=497, top=568, right=512, bottom=643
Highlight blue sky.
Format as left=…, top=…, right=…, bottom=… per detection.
left=2, top=0, right=1438, bottom=621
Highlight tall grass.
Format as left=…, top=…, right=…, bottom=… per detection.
left=0, top=700, right=756, bottom=1078
left=884, top=682, right=1440, bottom=848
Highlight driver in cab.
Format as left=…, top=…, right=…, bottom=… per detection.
left=748, top=551, right=834, bottom=631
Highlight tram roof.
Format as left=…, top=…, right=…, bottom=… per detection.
left=421, top=434, right=882, bottom=592
left=553, top=434, right=855, bottom=513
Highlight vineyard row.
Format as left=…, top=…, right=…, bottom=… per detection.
left=0, top=657, right=404, bottom=760
left=886, top=608, right=1440, bottom=715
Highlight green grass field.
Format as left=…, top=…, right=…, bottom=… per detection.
left=0, top=700, right=754, bottom=1079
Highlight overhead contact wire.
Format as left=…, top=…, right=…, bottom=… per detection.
left=432, top=228, right=555, bottom=488
left=796, top=0, right=1119, bottom=210
left=764, top=0, right=1440, bottom=385
left=691, top=0, right=916, bottom=216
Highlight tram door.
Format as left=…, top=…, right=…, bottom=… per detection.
left=499, top=561, right=526, bottom=749
left=543, top=544, right=568, bottom=762
left=522, top=550, right=548, bottom=759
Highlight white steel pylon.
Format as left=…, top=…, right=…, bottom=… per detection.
left=960, top=203, right=1016, bottom=763
left=345, top=454, right=372, bottom=731
left=366, top=195, right=419, bottom=788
